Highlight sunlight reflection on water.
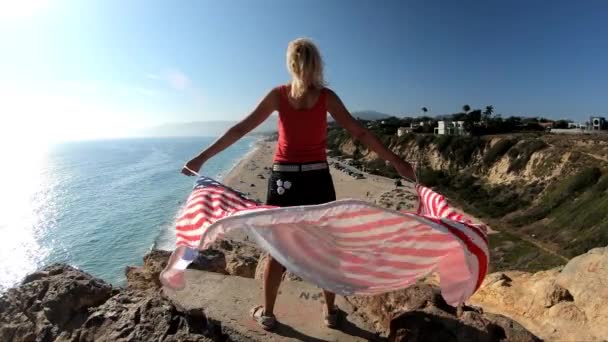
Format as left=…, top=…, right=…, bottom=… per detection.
left=0, top=145, right=54, bottom=291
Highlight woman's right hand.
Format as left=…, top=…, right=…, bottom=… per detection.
left=181, top=156, right=205, bottom=176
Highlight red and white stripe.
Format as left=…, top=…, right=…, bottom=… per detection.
left=166, top=180, right=489, bottom=306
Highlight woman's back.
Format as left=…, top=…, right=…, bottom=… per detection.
left=274, top=85, right=328, bottom=163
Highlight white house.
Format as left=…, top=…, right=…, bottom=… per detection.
left=568, top=122, right=585, bottom=129
left=434, top=121, right=465, bottom=136
left=590, top=116, right=606, bottom=130
left=397, top=127, right=414, bottom=137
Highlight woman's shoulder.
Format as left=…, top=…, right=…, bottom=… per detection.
left=322, top=87, right=339, bottom=102
left=322, top=86, right=335, bottom=95
left=270, top=84, right=289, bottom=98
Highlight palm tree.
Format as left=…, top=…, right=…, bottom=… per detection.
left=484, top=105, right=494, bottom=117
left=482, top=105, right=494, bottom=127
left=462, top=104, right=471, bottom=113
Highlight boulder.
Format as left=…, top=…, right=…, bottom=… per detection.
left=555, top=247, right=608, bottom=338
left=71, top=290, right=216, bottom=342
left=126, top=249, right=171, bottom=291
left=1, top=264, right=224, bottom=341
left=127, top=240, right=262, bottom=292
left=346, top=283, right=539, bottom=342
left=471, top=246, right=608, bottom=341
left=0, top=264, right=114, bottom=342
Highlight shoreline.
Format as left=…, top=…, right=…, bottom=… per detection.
left=221, top=137, right=488, bottom=230
left=218, top=136, right=264, bottom=183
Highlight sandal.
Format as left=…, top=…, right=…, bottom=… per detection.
left=250, top=305, right=277, bottom=330
left=323, top=306, right=340, bottom=329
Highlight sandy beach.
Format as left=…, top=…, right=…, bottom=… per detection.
left=222, top=139, right=488, bottom=231
left=223, top=140, right=418, bottom=210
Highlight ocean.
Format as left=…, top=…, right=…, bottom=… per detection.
left=0, top=136, right=257, bottom=292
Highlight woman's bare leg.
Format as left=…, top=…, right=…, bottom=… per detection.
left=263, top=256, right=285, bottom=315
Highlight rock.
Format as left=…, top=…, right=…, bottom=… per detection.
left=390, top=309, right=537, bottom=342
left=555, top=247, right=608, bottom=337
left=226, top=257, right=258, bottom=278
left=125, top=250, right=171, bottom=291
left=190, top=239, right=261, bottom=278
left=257, top=174, right=265, bottom=179
left=346, top=283, right=539, bottom=342
left=250, top=183, right=255, bottom=187
left=72, top=290, right=216, bottom=342
left=1, top=264, right=226, bottom=341
left=20, top=270, right=50, bottom=284
left=126, top=240, right=262, bottom=290
left=125, top=266, right=149, bottom=290
left=190, top=249, right=228, bottom=275
left=543, top=283, right=573, bottom=308
left=484, top=273, right=512, bottom=288
left=471, top=246, right=608, bottom=341
left=0, top=264, right=114, bottom=342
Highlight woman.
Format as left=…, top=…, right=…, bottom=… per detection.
left=181, top=38, right=416, bottom=330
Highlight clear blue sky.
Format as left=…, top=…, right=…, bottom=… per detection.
left=1, top=0, right=606, bottom=140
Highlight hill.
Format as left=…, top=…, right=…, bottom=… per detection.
left=327, top=129, right=608, bottom=272
left=350, top=110, right=393, bottom=121
left=137, top=110, right=395, bottom=138
left=137, top=116, right=278, bottom=138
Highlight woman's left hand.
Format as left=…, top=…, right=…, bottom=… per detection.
left=393, top=159, right=417, bottom=183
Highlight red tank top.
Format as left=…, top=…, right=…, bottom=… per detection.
left=273, top=85, right=328, bottom=163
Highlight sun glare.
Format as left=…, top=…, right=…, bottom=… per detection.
left=0, top=0, right=49, bottom=19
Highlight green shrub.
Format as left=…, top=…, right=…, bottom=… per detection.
left=415, top=135, right=434, bottom=148
left=327, top=128, right=350, bottom=150
left=363, top=158, right=399, bottom=179
left=396, top=133, right=416, bottom=145
left=435, top=135, right=454, bottom=155
left=483, top=139, right=515, bottom=166
left=419, top=168, right=448, bottom=187
left=508, top=139, right=548, bottom=173
left=510, top=167, right=602, bottom=226
left=543, top=167, right=601, bottom=208
left=431, top=136, right=484, bottom=167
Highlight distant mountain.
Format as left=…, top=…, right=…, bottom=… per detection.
left=137, top=116, right=278, bottom=138
left=350, top=110, right=393, bottom=121
left=138, top=110, right=393, bottom=138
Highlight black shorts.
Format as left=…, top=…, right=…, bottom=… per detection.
left=265, top=164, right=336, bottom=207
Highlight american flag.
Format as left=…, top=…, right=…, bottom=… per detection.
left=160, top=176, right=489, bottom=306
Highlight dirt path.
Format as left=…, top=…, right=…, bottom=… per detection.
left=581, top=151, right=608, bottom=163
left=546, top=141, right=608, bottom=164
left=488, top=217, right=570, bottom=262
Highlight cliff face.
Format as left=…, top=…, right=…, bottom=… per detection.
left=4, top=238, right=606, bottom=341
left=1, top=240, right=541, bottom=342
left=329, top=130, right=608, bottom=270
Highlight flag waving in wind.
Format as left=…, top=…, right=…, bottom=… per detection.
left=160, top=176, right=489, bottom=306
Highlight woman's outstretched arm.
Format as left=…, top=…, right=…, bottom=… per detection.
left=326, top=89, right=416, bottom=182
left=181, top=88, right=279, bottom=176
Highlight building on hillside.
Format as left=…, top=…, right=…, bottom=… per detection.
left=589, top=116, right=607, bottom=130
left=568, top=122, right=585, bottom=129
left=397, top=127, right=414, bottom=137
left=539, top=122, right=553, bottom=131
left=434, top=121, right=465, bottom=136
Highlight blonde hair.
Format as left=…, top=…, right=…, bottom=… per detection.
left=286, top=38, right=326, bottom=98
